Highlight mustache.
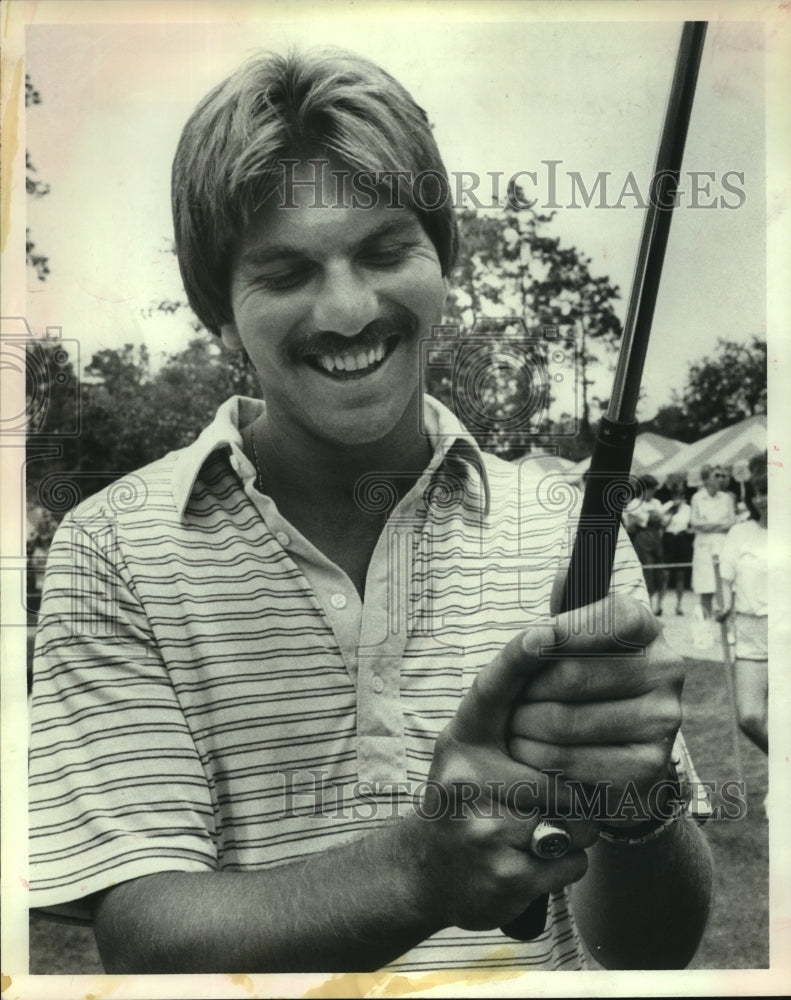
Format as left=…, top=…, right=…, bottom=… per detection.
left=289, top=314, right=417, bottom=360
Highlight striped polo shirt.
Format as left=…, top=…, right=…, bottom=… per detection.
left=29, top=395, right=649, bottom=971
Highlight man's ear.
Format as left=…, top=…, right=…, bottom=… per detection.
left=220, top=323, right=242, bottom=349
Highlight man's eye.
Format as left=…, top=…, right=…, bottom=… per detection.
left=362, top=244, right=414, bottom=268
left=257, top=268, right=313, bottom=291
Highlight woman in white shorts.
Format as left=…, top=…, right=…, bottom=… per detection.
left=717, top=467, right=768, bottom=754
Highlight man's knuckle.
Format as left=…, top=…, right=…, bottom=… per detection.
left=554, top=702, right=581, bottom=742
left=546, top=744, right=575, bottom=777
left=615, top=592, right=659, bottom=642
left=555, top=659, right=588, bottom=697
left=639, top=742, right=670, bottom=777
left=664, top=697, right=683, bottom=733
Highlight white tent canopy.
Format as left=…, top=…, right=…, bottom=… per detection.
left=570, top=432, right=690, bottom=480
left=516, top=418, right=765, bottom=488
left=651, top=415, right=766, bottom=486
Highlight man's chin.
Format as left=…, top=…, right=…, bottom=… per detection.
left=317, top=422, right=407, bottom=450
left=312, top=400, right=423, bottom=452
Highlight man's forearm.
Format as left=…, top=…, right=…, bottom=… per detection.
left=571, top=817, right=713, bottom=969
left=93, top=815, right=443, bottom=973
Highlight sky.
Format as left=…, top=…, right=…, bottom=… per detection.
left=15, top=6, right=774, bottom=424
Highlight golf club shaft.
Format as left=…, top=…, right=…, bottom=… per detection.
left=502, top=20, right=708, bottom=943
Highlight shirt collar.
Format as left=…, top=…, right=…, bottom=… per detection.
left=171, top=396, right=258, bottom=516
left=171, top=394, right=490, bottom=518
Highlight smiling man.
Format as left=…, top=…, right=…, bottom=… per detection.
left=29, top=49, right=712, bottom=974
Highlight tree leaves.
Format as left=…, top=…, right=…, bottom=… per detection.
left=25, top=75, right=50, bottom=280
left=435, top=193, right=623, bottom=459
left=26, top=337, right=259, bottom=528
left=648, top=337, right=766, bottom=442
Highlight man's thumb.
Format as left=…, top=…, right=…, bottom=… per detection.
left=451, top=625, right=555, bottom=745
left=549, top=565, right=570, bottom=617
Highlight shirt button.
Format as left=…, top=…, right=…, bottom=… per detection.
left=275, top=531, right=290, bottom=547
left=372, top=675, right=385, bottom=694
left=330, top=592, right=347, bottom=610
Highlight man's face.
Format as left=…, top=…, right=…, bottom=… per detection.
left=221, top=164, right=447, bottom=448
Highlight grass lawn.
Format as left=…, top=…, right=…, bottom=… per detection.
left=27, top=642, right=769, bottom=974
left=681, top=650, right=769, bottom=969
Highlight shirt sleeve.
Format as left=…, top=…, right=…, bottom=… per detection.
left=724, top=491, right=737, bottom=526
left=29, top=511, right=218, bottom=916
left=630, top=501, right=650, bottom=530
left=717, top=524, right=738, bottom=583
left=621, top=502, right=637, bottom=534
left=689, top=492, right=704, bottom=530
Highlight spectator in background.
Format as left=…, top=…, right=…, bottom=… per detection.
left=744, top=451, right=768, bottom=521
left=656, top=477, right=692, bottom=617
left=623, top=474, right=669, bottom=616
left=716, top=461, right=768, bottom=755
left=26, top=508, right=56, bottom=695
left=730, top=460, right=753, bottom=522
left=689, top=465, right=737, bottom=625
left=718, top=466, right=750, bottom=523
left=25, top=506, right=57, bottom=615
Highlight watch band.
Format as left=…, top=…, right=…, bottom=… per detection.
left=598, top=753, right=695, bottom=847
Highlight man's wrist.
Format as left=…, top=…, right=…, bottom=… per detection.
left=597, top=757, right=692, bottom=845
left=396, top=810, right=451, bottom=933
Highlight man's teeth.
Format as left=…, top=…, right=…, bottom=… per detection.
left=315, top=342, right=387, bottom=373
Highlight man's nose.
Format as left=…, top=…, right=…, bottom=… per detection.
left=311, top=263, right=380, bottom=337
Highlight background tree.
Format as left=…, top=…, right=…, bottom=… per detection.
left=646, top=336, right=766, bottom=442
left=27, top=338, right=260, bottom=527
left=680, top=336, right=766, bottom=437
left=25, top=75, right=50, bottom=281
left=437, top=192, right=623, bottom=459
left=644, top=403, right=693, bottom=443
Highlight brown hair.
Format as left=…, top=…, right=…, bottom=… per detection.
left=172, top=48, right=459, bottom=336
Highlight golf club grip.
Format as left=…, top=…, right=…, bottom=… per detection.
left=560, top=416, right=638, bottom=613
left=501, top=896, right=551, bottom=941
left=501, top=417, right=637, bottom=941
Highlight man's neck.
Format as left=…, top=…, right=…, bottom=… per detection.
left=248, top=401, right=434, bottom=516
left=246, top=400, right=434, bottom=598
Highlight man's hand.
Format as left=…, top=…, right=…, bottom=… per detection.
left=90, top=592, right=700, bottom=974
left=508, top=594, right=684, bottom=825
left=412, top=628, right=600, bottom=932
left=499, top=592, right=713, bottom=970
